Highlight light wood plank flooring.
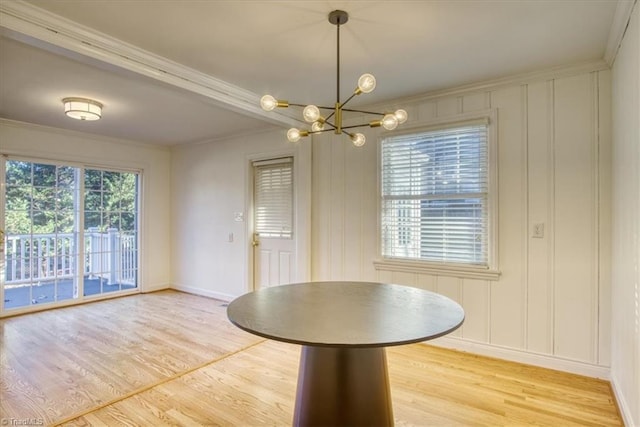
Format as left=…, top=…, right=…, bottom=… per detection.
left=0, top=290, right=622, bottom=426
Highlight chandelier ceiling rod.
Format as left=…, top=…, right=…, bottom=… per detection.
left=260, top=10, right=408, bottom=147
left=332, top=10, right=347, bottom=108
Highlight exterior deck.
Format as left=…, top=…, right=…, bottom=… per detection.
left=3, top=277, right=137, bottom=309
left=3, top=230, right=138, bottom=310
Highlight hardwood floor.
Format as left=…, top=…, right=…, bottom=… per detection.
left=0, top=290, right=622, bottom=426
left=0, top=291, right=262, bottom=425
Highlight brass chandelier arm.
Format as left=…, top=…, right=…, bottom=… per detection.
left=285, top=103, right=335, bottom=110
left=341, top=108, right=386, bottom=115
left=341, top=123, right=382, bottom=130
left=309, top=126, right=337, bottom=135
left=278, top=103, right=383, bottom=116
left=340, top=92, right=356, bottom=108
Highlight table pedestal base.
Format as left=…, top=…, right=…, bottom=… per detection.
left=293, top=346, right=393, bottom=426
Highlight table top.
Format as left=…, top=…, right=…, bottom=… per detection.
left=227, top=281, right=465, bottom=348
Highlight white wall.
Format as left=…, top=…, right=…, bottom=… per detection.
left=611, top=2, right=640, bottom=425
left=0, top=119, right=172, bottom=294
left=170, top=128, right=311, bottom=300
left=312, top=65, right=612, bottom=378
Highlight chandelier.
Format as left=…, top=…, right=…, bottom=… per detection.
left=260, top=10, right=407, bottom=147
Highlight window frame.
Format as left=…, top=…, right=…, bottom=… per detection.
left=252, top=157, right=294, bottom=240
left=375, top=111, right=500, bottom=280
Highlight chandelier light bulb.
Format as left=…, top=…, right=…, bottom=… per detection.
left=311, top=121, right=325, bottom=132
left=357, top=73, right=376, bottom=94
left=381, top=114, right=399, bottom=130
left=394, top=109, right=408, bottom=124
left=287, top=128, right=309, bottom=142
left=287, top=128, right=302, bottom=142
left=303, top=105, right=321, bottom=123
left=260, top=95, right=278, bottom=111
left=351, top=133, right=366, bottom=147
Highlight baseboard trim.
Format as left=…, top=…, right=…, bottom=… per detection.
left=171, top=284, right=235, bottom=302
left=428, top=336, right=610, bottom=380
left=142, top=283, right=171, bottom=293
left=610, top=372, right=636, bottom=427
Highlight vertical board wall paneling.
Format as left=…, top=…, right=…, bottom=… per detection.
left=610, top=5, right=640, bottom=422
left=553, top=73, right=597, bottom=363
left=311, top=131, right=332, bottom=281
left=462, top=92, right=489, bottom=113
left=490, top=85, right=527, bottom=349
left=377, top=269, right=393, bottom=284
left=329, top=133, right=346, bottom=279
left=521, top=84, right=531, bottom=349
left=597, top=70, right=612, bottom=367
left=416, top=274, right=437, bottom=292
left=462, top=279, right=490, bottom=342
left=546, top=79, right=558, bottom=358
left=344, top=134, right=364, bottom=280
left=436, top=276, right=463, bottom=338
left=436, top=276, right=462, bottom=305
left=590, top=72, right=601, bottom=364
left=526, top=80, right=553, bottom=354
left=310, top=68, right=610, bottom=368
left=436, top=96, right=462, bottom=117
left=417, top=100, right=436, bottom=121
left=392, top=272, right=418, bottom=287
left=361, top=128, right=379, bottom=282
left=461, top=90, right=493, bottom=344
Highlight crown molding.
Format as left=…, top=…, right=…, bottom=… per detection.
left=0, top=0, right=299, bottom=128
left=604, top=0, right=637, bottom=66
left=175, top=123, right=282, bottom=148
left=0, top=118, right=171, bottom=151
left=365, top=59, right=609, bottom=111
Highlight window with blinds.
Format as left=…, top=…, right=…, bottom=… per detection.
left=381, top=123, right=490, bottom=266
left=254, top=158, right=293, bottom=239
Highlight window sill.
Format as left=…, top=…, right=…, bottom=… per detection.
left=373, top=258, right=501, bottom=281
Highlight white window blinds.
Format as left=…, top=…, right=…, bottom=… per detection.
left=381, top=124, right=489, bottom=266
left=254, top=158, right=293, bottom=239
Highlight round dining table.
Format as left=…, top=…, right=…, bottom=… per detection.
left=227, top=281, right=465, bottom=426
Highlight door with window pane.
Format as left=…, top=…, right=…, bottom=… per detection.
left=2, top=159, right=140, bottom=311
left=3, top=160, right=81, bottom=309
left=83, top=169, right=139, bottom=297
left=253, top=158, right=295, bottom=289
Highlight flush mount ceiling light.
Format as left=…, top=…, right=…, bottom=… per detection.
left=260, top=10, right=407, bottom=147
left=62, top=97, right=103, bottom=121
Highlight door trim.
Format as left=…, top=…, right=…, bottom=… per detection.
left=245, top=144, right=311, bottom=292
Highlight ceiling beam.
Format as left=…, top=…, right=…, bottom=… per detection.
left=0, top=0, right=301, bottom=128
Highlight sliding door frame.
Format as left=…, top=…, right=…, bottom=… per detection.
left=1, top=154, right=143, bottom=317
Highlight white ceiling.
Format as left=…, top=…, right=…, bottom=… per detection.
left=0, top=0, right=624, bottom=146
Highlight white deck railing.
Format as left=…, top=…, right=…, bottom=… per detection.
left=4, top=228, right=137, bottom=286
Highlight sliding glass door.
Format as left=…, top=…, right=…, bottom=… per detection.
left=2, top=158, right=139, bottom=311
left=3, top=161, right=80, bottom=308
left=83, top=168, right=138, bottom=297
